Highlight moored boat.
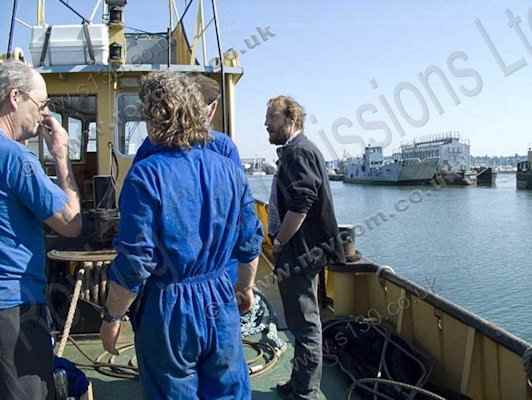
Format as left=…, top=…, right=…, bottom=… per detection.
left=344, top=145, right=438, bottom=185
left=401, top=133, right=476, bottom=186
left=517, top=149, right=532, bottom=190
left=474, top=167, right=497, bottom=187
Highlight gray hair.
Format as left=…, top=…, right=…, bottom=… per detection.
left=0, top=61, right=36, bottom=105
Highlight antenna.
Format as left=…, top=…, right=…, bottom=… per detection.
left=168, top=0, right=173, bottom=66
left=89, top=0, right=103, bottom=23
left=211, top=0, right=227, bottom=134
left=7, top=0, right=19, bottom=57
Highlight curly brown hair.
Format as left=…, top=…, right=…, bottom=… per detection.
left=188, top=73, right=220, bottom=105
left=140, top=72, right=210, bottom=150
left=267, top=95, right=306, bottom=130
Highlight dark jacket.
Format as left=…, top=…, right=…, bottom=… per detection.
left=275, top=134, right=345, bottom=273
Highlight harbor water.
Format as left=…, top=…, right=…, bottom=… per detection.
left=249, top=173, right=532, bottom=342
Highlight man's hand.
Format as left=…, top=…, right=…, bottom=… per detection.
left=272, top=238, right=284, bottom=264
left=40, top=114, right=69, bottom=161
left=100, top=321, right=121, bottom=355
left=236, top=287, right=255, bottom=314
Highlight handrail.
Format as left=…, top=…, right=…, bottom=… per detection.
left=328, top=258, right=532, bottom=357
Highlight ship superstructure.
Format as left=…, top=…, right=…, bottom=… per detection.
left=344, top=145, right=438, bottom=185
left=400, top=132, right=474, bottom=185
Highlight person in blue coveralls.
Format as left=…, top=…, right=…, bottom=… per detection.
left=133, top=73, right=243, bottom=285
left=99, top=72, right=263, bottom=400
left=0, top=61, right=82, bottom=400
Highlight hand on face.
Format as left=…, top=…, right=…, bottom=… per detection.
left=40, top=114, right=69, bottom=161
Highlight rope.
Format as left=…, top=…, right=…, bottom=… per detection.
left=176, top=0, right=195, bottom=28
left=56, top=269, right=85, bottom=357
left=70, top=338, right=279, bottom=380
left=243, top=339, right=280, bottom=377
left=323, top=317, right=443, bottom=400
left=68, top=288, right=283, bottom=379
left=351, top=378, right=446, bottom=400
left=56, top=0, right=89, bottom=23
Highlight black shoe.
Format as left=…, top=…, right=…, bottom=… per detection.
left=276, top=381, right=293, bottom=399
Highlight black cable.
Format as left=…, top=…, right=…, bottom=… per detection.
left=7, top=0, right=19, bottom=58
left=56, top=0, right=89, bottom=24
left=176, top=0, right=195, bottom=28
left=125, top=26, right=157, bottom=35
left=211, top=0, right=227, bottom=134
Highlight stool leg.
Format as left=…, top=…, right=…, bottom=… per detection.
left=56, top=268, right=85, bottom=357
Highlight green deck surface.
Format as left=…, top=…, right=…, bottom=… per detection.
left=62, top=326, right=349, bottom=399
left=61, top=264, right=349, bottom=399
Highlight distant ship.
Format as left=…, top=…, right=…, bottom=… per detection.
left=344, top=145, right=438, bottom=185
left=400, top=132, right=475, bottom=185
left=241, top=157, right=275, bottom=175
left=516, top=149, right=532, bottom=189
left=471, top=167, right=497, bottom=186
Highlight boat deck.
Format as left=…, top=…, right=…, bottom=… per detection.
left=61, top=261, right=350, bottom=399
left=62, top=326, right=350, bottom=400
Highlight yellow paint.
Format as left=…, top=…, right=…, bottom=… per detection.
left=37, top=0, right=46, bottom=26
left=109, top=25, right=126, bottom=64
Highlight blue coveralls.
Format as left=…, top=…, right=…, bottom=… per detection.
left=133, top=131, right=243, bottom=285
left=108, top=145, right=263, bottom=400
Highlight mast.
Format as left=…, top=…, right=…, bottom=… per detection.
left=199, top=0, right=207, bottom=65
left=37, top=0, right=46, bottom=26
left=7, top=0, right=19, bottom=57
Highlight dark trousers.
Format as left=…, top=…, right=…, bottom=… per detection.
left=0, top=304, right=56, bottom=400
left=277, top=252, right=322, bottom=400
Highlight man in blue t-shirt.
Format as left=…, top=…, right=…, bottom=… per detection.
left=133, top=73, right=245, bottom=284
left=0, top=61, right=82, bottom=400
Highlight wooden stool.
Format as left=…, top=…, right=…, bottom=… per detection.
left=47, top=250, right=116, bottom=357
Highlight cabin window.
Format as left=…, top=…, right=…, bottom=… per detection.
left=124, top=121, right=148, bottom=155
left=68, top=117, right=82, bottom=161
left=116, top=93, right=148, bottom=156
left=88, top=122, right=97, bottom=153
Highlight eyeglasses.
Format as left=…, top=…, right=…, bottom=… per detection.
left=20, top=91, right=50, bottom=112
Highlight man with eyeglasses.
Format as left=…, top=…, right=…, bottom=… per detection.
left=0, top=60, right=81, bottom=400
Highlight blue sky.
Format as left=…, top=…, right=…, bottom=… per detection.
left=2, top=1, right=532, bottom=162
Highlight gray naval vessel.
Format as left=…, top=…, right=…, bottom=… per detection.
left=400, top=132, right=476, bottom=185
left=344, top=145, right=438, bottom=185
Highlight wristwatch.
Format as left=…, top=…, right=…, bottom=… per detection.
left=102, top=306, right=124, bottom=324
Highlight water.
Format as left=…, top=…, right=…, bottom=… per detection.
left=249, top=173, right=532, bottom=342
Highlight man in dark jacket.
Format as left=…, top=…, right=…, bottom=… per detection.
left=265, top=96, right=345, bottom=400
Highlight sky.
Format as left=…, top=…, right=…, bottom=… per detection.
left=2, top=0, right=532, bottom=162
